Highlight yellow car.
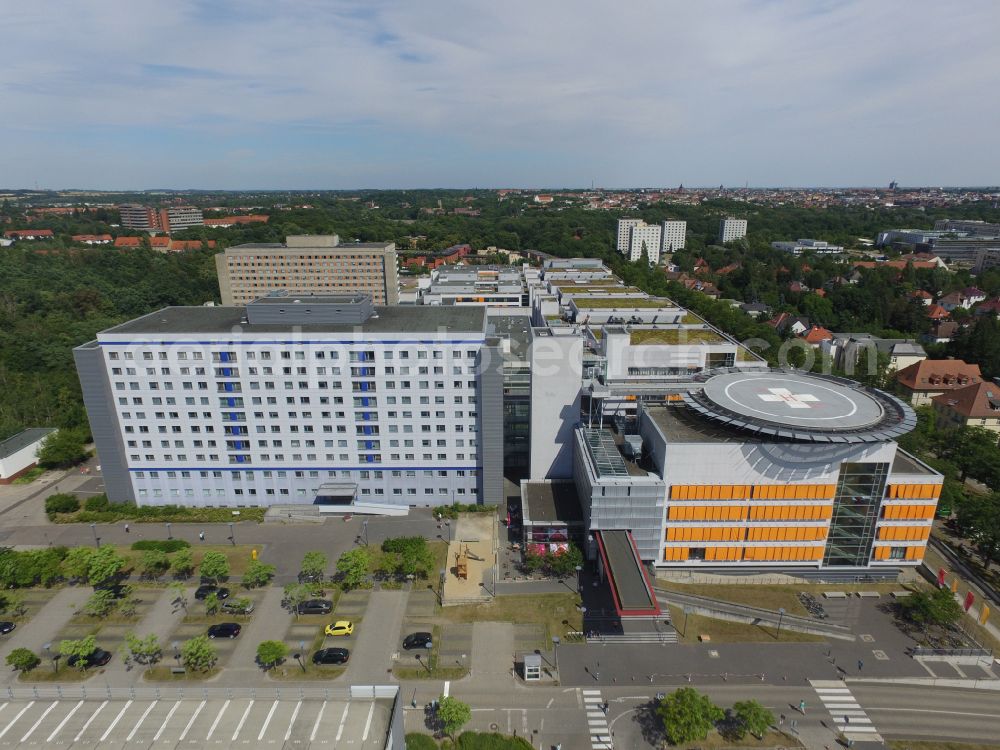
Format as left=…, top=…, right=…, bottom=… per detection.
left=325, top=620, right=354, bottom=637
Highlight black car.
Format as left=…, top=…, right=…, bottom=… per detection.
left=67, top=648, right=112, bottom=669
left=0, top=622, right=14, bottom=635
left=402, top=632, right=433, bottom=650
left=297, top=599, right=333, bottom=615
left=312, top=647, right=349, bottom=665
left=195, top=585, right=230, bottom=601
left=207, top=622, right=241, bottom=639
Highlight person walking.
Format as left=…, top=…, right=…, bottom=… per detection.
left=799, top=699, right=806, bottom=714
left=199, top=531, right=205, bottom=542
left=124, top=523, right=129, bottom=534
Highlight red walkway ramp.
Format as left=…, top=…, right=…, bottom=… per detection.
left=594, top=529, right=661, bottom=617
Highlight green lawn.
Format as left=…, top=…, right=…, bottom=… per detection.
left=441, top=593, right=582, bottom=640
left=630, top=328, right=727, bottom=345
left=667, top=606, right=824, bottom=644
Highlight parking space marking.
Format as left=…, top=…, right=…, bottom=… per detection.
left=232, top=699, right=254, bottom=741
left=179, top=699, right=206, bottom=741
left=154, top=700, right=182, bottom=741
left=258, top=700, right=280, bottom=741
left=335, top=703, right=350, bottom=742
left=285, top=700, right=302, bottom=741
left=20, top=700, right=58, bottom=743
left=47, top=700, right=83, bottom=742
left=309, top=701, right=327, bottom=742
left=99, top=700, right=132, bottom=743
left=75, top=700, right=107, bottom=742
left=0, top=701, right=33, bottom=740
left=126, top=700, right=157, bottom=742
left=443, top=681, right=450, bottom=697
left=206, top=699, right=230, bottom=740
left=362, top=701, right=375, bottom=742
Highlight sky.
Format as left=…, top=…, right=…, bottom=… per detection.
left=1, top=0, right=998, bottom=190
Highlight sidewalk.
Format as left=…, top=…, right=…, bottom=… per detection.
left=225, top=586, right=287, bottom=676
left=101, top=585, right=195, bottom=683
left=344, top=590, right=408, bottom=684
left=0, top=586, right=91, bottom=685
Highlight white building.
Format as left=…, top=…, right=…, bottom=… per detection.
left=771, top=239, right=844, bottom=256
left=718, top=217, right=748, bottom=244
left=74, top=295, right=503, bottom=512
left=661, top=220, right=686, bottom=253
left=616, top=219, right=644, bottom=255
left=628, top=224, right=662, bottom=264
left=0, top=428, right=55, bottom=484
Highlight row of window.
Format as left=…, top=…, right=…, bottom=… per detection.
left=108, top=349, right=479, bottom=362
left=134, top=468, right=477, bottom=479
left=130, top=452, right=476, bottom=463
left=139, top=487, right=468, bottom=499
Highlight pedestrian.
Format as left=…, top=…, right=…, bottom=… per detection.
left=799, top=699, right=806, bottom=714
left=124, top=523, right=129, bottom=533
left=858, top=659, right=864, bottom=672
left=779, top=714, right=785, bottom=726
left=199, top=531, right=205, bottom=542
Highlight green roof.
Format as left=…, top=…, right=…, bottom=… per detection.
left=572, top=297, right=675, bottom=309
left=629, top=328, right=728, bottom=345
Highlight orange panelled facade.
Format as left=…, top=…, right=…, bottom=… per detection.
left=746, top=505, right=832, bottom=521
left=705, top=547, right=741, bottom=561
left=873, top=545, right=925, bottom=560
left=886, top=484, right=942, bottom=499
left=670, top=484, right=836, bottom=500
left=746, top=526, right=827, bottom=542
left=668, top=505, right=746, bottom=521
left=662, top=547, right=688, bottom=561
left=743, top=546, right=824, bottom=561
left=881, top=504, right=936, bottom=520
left=666, top=527, right=744, bottom=542
left=878, top=525, right=931, bottom=542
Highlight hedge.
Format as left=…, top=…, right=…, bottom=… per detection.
left=406, top=735, right=439, bottom=750
left=130, top=540, right=191, bottom=553
left=44, top=493, right=80, bottom=515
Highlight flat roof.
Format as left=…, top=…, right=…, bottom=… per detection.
left=630, top=328, right=728, bottom=345
left=98, top=305, right=486, bottom=336
left=599, top=530, right=657, bottom=612
left=521, top=482, right=585, bottom=524
left=0, top=428, right=55, bottom=459
left=487, top=313, right=533, bottom=359
left=224, top=242, right=392, bottom=252
left=682, top=369, right=917, bottom=443
left=571, top=297, right=676, bottom=309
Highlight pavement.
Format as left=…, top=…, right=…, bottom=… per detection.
left=0, top=587, right=90, bottom=678
left=344, top=590, right=407, bottom=684
left=100, top=585, right=194, bottom=683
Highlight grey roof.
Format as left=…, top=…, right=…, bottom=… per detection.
left=487, top=313, right=533, bottom=359
left=521, top=482, right=584, bottom=524
left=223, top=242, right=393, bottom=252
left=600, top=530, right=657, bottom=611
left=0, top=428, right=55, bottom=459
left=98, top=305, right=486, bottom=336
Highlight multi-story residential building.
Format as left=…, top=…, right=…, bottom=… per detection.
left=932, top=381, right=1000, bottom=434
left=616, top=219, right=644, bottom=255
left=771, top=239, right=844, bottom=255
left=821, top=333, right=926, bottom=376
left=73, top=294, right=502, bottom=511
left=628, top=223, right=662, bottom=264
left=895, top=359, right=983, bottom=406
left=660, top=220, right=686, bottom=253
left=119, top=204, right=204, bottom=233
left=718, top=217, right=747, bottom=243
left=215, top=236, right=400, bottom=306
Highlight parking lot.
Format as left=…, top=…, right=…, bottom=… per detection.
left=0, top=690, right=393, bottom=748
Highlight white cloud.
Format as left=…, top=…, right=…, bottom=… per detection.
left=0, top=0, right=997, bottom=187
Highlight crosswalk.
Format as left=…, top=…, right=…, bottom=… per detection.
left=810, top=679, right=880, bottom=738
left=582, top=689, right=612, bottom=749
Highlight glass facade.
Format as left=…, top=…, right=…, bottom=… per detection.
left=823, top=462, right=889, bottom=566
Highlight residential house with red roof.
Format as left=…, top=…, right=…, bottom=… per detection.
left=925, top=304, right=949, bottom=321
left=4, top=229, right=54, bottom=240
left=895, top=359, right=983, bottom=406
left=932, top=381, right=1000, bottom=435
left=71, top=234, right=113, bottom=245
left=800, top=325, right=833, bottom=347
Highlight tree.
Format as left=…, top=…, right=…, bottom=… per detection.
left=168, top=581, right=189, bottom=612
left=203, top=592, right=221, bottom=616
left=199, top=551, right=230, bottom=582
left=0, top=592, right=26, bottom=619
left=300, top=551, right=328, bottom=581
left=548, top=544, right=584, bottom=578
left=44, top=493, right=80, bottom=515
left=283, top=583, right=310, bottom=617
left=242, top=560, right=276, bottom=588
left=5, top=648, right=40, bottom=672
left=171, top=548, right=194, bottom=578
left=60, top=635, right=97, bottom=671
left=62, top=546, right=94, bottom=582
left=256, top=640, right=289, bottom=670
left=82, top=588, right=118, bottom=618
left=88, top=545, right=126, bottom=586
left=380, top=537, right=435, bottom=579
left=181, top=635, right=217, bottom=672
left=336, top=548, right=370, bottom=590
left=139, top=549, right=170, bottom=579
left=124, top=632, right=161, bottom=665
left=656, top=688, right=724, bottom=745
left=956, top=491, right=1000, bottom=568
left=732, top=700, right=774, bottom=740
left=436, top=696, right=471, bottom=739
left=37, top=429, right=88, bottom=469
left=899, top=586, right=964, bottom=629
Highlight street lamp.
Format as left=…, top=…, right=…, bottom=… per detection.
left=444, top=520, right=452, bottom=542
left=415, top=653, right=431, bottom=675
left=296, top=641, right=306, bottom=672
left=173, top=640, right=180, bottom=667
left=683, top=606, right=692, bottom=638
left=90, top=523, right=99, bottom=548
left=361, top=519, right=369, bottom=547
left=575, top=565, right=583, bottom=593
left=776, top=607, right=786, bottom=641
left=551, top=636, right=560, bottom=675
left=165, top=522, right=172, bottom=540
left=228, top=522, right=235, bottom=546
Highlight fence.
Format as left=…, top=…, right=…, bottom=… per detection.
left=0, top=684, right=398, bottom=702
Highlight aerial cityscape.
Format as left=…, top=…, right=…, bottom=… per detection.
left=0, top=2, right=999, bottom=750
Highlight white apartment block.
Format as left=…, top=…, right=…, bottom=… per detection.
left=718, top=217, right=748, bottom=244
left=616, top=219, right=644, bottom=255
left=74, top=295, right=503, bottom=512
left=661, top=220, right=686, bottom=253
left=628, top=224, right=662, bottom=264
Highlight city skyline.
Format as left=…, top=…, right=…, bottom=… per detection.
left=1, top=0, right=998, bottom=190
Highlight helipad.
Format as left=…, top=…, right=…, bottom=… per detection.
left=683, top=369, right=917, bottom=443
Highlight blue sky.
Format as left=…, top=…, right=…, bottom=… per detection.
left=1, top=0, right=997, bottom=190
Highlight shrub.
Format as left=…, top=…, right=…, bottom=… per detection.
left=130, top=540, right=190, bottom=553
left=406, top=734, right=439, bottom=750
left=256, top=640, right=289, bottom=669
left=84, top=494, right=111, bottom=512
left=242, top=560, right=276, bottom=588
left=456, top=733, right=533, bottom=749
left=45, top=493, right=80, bottom=515
left=5, top=648, right=40, bottom=672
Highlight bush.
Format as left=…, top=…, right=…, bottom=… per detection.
left=406, top=734, right=440, bottom=750
left=456, top=733, right=533, bottom=750
left=45, top=493, right=80, bottom=515
left=130, top=540, right=191, bottom=553
left=433, top=503, right=494, bottom=520
left=85, top=494, right=111, bottom=512
left=5, top=648, right=40, bottom=672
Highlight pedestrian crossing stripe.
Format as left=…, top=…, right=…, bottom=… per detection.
left=809, top=679, right=880, bottom=738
